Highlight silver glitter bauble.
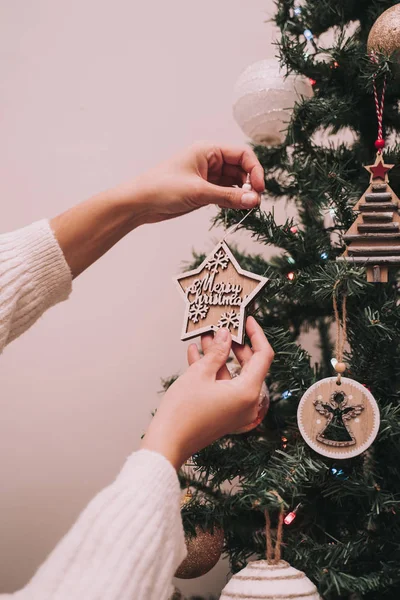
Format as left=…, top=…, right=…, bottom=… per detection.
left=233, top=58, right=313, bottom=145
left=220, top=560, right=321, bottom=600
left=368, top=5, right=400, bottom=59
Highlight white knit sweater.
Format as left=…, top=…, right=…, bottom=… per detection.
left=0, top=220, right=187, bottom=600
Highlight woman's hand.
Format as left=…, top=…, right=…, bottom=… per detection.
left=112, top=142, right=265, bottom=225
left=51, top=142, right=264, bottom=278
left=140, top=317, right=274, bottom=470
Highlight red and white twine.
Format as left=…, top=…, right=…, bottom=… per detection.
left=373, top=76, right=387, bottom=149
left=371, top=51, right=387, bottom=152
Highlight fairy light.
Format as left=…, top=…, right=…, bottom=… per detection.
left=288, top=256, right=295, bottom=265
left=282, top=390, right=292, bottom=400
left=281, top=436, right=288, bottom=449
left=287, top=271, right=295, bottom=281
left=320, top=251, right=328, bottom=260
left=330, top=467, right=348, bottom=480
left=284, top=503, right=301, bottom=525
left=294, top=6, right=302, bottom=15
left=290, top=226, right=298, bottom=234
left=309, top=78, right=317, bottom=86
left=304, top=29, right=313, bottom=41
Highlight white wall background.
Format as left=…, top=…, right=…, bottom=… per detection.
left=0, top=1, right=279, bottom=596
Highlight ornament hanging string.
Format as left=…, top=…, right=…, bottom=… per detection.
left=222, top=207, right=257, bottom=243
left=264, top=491, right=284, bottom=564
left=371, top=52, right=387, bottom=152
left=221, top=174, right=258, bottom=243
left=333, top=281, right=347, bottom=385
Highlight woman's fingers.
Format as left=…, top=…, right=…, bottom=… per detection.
left=198, top=181, right=259, bottom=210
left=218, top=146, right=265, bottom=193
left=198, top=328, right=232, bottom=378
left=201, top=333, right=231, bottom=380
left=220, top=164, right=248, bottom=185
left=187, top=343, right=201, bottom=366
left=232, top=339, right=253, bottom=367
left=236, top=317, right=274, bottom=388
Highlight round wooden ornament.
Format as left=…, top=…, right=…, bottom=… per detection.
left=297, top=377, right=380, bottom=459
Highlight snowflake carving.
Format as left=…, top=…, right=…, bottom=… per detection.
left=205, top=250, right=229, bottom=273
left=188, top=300, right=209, bottom=324
left=217, top=310, right=240, bottom=331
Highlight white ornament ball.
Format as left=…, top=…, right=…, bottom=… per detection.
left=233, top=59, right=313, bottom=145
left=220, top=560, right=321, bottom=600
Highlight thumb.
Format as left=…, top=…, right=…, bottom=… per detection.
left=200, top=328, right=232, bottom=376
left=199, top=182, right=260, bottom=210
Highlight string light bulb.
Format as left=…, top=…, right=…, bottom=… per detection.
left=287, top=272, right=295, bottom=281
left=330, top=467, right=348, bottom=480
left=294, top=6, right=302, bottom=16
left=304, top=29, right=313, bottom=41
left=290, top=226, right=298, bottom=234
left=284, top=503, right=301, bottom=525
left=282, top=390, right=292, bottom=400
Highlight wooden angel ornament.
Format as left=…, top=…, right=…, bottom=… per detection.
left=314, top=389, right=364, bottom=447
left=297, top=377, right=380, bottom=459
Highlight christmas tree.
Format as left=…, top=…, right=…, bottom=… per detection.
left=173, top=2, right=400, bottom=598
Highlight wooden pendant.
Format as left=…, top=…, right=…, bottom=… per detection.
left=175, top=240, right=268, bottom=344
left=337, top=154, right=400, bottom=282
left=297, top=377, right=380, bottom=459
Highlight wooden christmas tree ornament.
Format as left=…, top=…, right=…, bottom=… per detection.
left=175, top=240, right=268, bottom=344
left=337, top=154, right=400, bottom=283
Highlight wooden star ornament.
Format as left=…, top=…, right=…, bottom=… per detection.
left=364, top=153, right=394, bottom=183
left=175, top=240, right=268, bottom=344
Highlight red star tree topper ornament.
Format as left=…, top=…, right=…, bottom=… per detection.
left=175, top=241, right=268, bottom=344
left=364, top=153, right=394, bottom=182
left=338, top=153, right=400, bottom=282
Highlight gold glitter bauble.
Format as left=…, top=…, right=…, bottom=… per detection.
left=220, top=560, right=322, bottom=600
left=368, top=5, right=400, bottom=58
left=175, top=525, right=224, bottom=579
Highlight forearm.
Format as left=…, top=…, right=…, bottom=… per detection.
left=50, top=185, right=146, bottom=279
left=0, top=220, right=72, bottom=352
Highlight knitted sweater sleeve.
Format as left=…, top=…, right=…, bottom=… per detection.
left=6, top=450, right=187, bottom=600
left=0, top=219, right=72, bottom=351
left=0, top=222, right=187, bottom=599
